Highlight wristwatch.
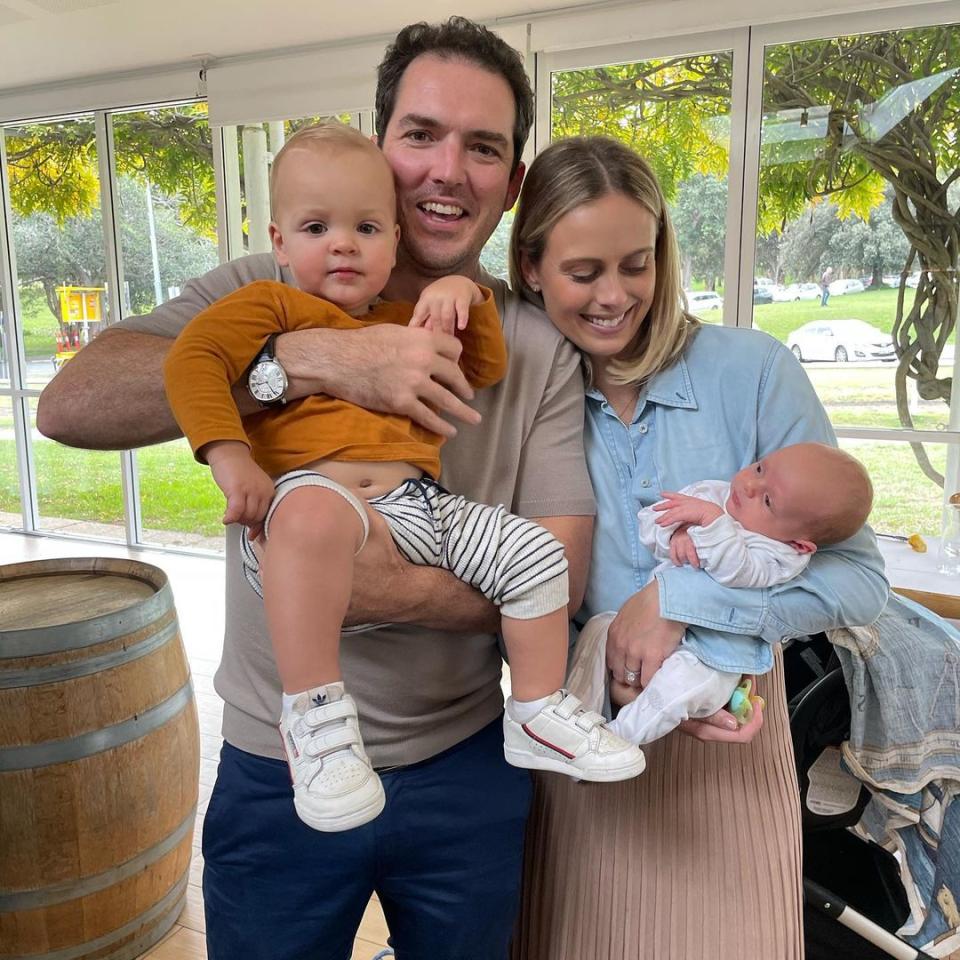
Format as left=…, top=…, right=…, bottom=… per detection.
left=247, top=334, right=288, bottom=408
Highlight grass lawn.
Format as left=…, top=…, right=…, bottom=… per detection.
left=0, top=436, right=224, bottom=536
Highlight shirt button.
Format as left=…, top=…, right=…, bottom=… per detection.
left=638, top=424, right=649, bottom=434
left=640, top=479, right=651, bottom=488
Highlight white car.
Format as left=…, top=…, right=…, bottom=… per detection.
left=685, top=291, right=723, bottom=312
left=828, top=278, right=866, bottom=296
left=787, top=319, right=895, bottom=363
left=773, top=282, right=821, bottom=302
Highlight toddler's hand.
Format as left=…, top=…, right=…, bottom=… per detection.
left=409, top=276, right=483, bottom=334
left=669, top=526, right=701, bottom=568
left=204, top=441, right=275, bottom=537
left=652, top=492, right=724, bottom=529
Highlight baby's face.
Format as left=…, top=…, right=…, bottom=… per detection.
left=726, top=445, right=823, bottom=548
left=270, top=145, right=399, bottom=316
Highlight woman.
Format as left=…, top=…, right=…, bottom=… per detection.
left=508, top=137, right=887, bottom=958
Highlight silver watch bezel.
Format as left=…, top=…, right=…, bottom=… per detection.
left=248, top=357, right=288, bottom=405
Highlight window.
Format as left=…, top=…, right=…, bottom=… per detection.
left=540, top=34, right=742, bottom=324
left=751, top=18, right=960, bottom=536
left=109, top=101, right=223, bottom=548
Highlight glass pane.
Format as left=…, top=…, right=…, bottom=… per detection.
left=232, top=112, right=358, bottom=256
left=480, top=208, right=513, bottom=282
left=137, top=439, right=225, bottom=553
left=0, top=394, right=19, bottom=526
left=5, top=116, right=110, bottom=391
left=550, top=50, right=734, bottom=322
left=840, top=437, right=949, bottom=539
left=110, top=103, right=219, bottom=318
left=28, top=398, right=125, bottom=539
left=753, top=22, right=960, bottom=440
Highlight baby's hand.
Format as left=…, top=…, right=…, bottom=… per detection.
left=203, top=441, right=275, bottom=537
left=409, top=276, right=483, bottom=334
left=652, top=492, right=724, bottom=529
left=669, top=526, right=701, bottom=568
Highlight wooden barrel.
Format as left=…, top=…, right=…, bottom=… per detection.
left=0, top=558, right=200, bottom=960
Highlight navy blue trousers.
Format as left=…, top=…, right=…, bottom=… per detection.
left=202, top=717, right=532, bottom=960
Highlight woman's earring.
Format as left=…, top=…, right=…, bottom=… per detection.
left=530, top=282, right=540, bottom=292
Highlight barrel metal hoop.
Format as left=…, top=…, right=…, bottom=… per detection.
left=0, top=805, right=195, bottom=912
left=5, top=872, right=189, bottom=960
left=0, top=678, right=194, bottom=771
left=0, top=620, right=179, bottom=689
left=1, top=580, right=174, bottom=656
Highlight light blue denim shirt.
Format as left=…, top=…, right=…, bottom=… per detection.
left=581, top=323, right=889, bottom=674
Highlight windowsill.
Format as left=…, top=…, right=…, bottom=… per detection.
left=878, top=535, right=960, bottom=597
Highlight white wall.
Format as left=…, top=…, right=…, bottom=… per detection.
left=0, top=0, right=949, bottom=106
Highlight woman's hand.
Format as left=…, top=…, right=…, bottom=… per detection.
left=678, top=685, right=765, bottom=742
left=607, top=581, right=686, bottom=687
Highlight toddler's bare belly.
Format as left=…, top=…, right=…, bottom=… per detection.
left=296, top=458, right=423, bottom=500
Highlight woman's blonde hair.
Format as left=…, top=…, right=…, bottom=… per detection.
left=509, top=136, right=698, bottom=387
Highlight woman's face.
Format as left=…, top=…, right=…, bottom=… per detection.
left=523, top=192, right=658, bottom=370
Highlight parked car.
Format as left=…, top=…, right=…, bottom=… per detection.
left=787, top=319, right=895, bottom=363
left=828, top=278, right=866, bottom=296
left=686, top=290, right=723, bottom=311
left=753, top=282, right=773, bottom=305
left=773, top=282, right=821, bottom=302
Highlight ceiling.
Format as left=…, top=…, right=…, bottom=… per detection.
left=0, top=0, right=607, bottom=92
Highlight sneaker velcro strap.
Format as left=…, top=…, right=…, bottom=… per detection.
left=304, top=726, right=361, bottom=759
left=555, top=693, right=583, bottom=720
left=574, top=710, right=605, bottom=732
left=305, top=700, right=358, bottom=725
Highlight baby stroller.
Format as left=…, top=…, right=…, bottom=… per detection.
left=785, top=630, right=935, bottom=960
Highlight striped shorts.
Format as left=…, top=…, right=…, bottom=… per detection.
left=241, top=470, right=569, bottom=621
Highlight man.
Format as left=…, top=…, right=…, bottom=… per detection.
left=38, top=18, right=595, bottom=960
left=821, top=265, right=834, bottom=306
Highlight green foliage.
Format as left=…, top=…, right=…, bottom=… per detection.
left=550, top=54, right=733, bottom=199
left=5, top=103, right=215, bottom=234
left=12, top=175, right=218, bottom=338
left=672, top=174, right=727, bottom=287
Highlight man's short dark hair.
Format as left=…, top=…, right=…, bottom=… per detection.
left=376, top=16, right=534, bottom=175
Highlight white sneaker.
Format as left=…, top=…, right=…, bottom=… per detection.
left=503, top=690, right=646, bottom=782
left=279, top=686, right=385, bottom=832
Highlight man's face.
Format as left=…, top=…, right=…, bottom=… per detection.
left=380, top=54, right=525, bottom=278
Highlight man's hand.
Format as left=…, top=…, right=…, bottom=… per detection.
left=607, top=581, right=686, bottom=687
left=409, top=276, right=483, bottom=334
left=204, top=441, right=275, bottom=538
left=653, top=492, right=724, bottom=529
left=276, top=324, right=481, bottom=439
left=669, top=526, right=701, bottom=568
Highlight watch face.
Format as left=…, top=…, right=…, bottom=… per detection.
left=249, top=360, right=287, bottom=403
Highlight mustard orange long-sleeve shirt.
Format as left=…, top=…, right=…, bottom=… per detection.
left=164, top=280, right=507, bottom=480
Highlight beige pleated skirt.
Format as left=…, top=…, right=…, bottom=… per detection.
left=512, top=646, right=804, bottom=960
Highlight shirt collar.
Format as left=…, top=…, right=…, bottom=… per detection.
left=586, top=353, right=698, bottom=410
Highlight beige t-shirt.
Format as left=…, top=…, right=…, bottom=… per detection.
left=124, top=254, right=596, bottom=766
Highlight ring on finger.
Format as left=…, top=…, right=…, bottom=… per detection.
left=624, top=669, right=639, bottom=685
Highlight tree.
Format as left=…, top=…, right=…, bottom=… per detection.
left=672, top=174, right=727, bottom=289
left=550, top=24, right=959, bottom=483
left=12, top=177, right=217, bottom=332
left=5, top=105, right=215, bottom=235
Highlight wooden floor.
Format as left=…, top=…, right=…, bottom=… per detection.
left=1, top=532, right=391, bottom=960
